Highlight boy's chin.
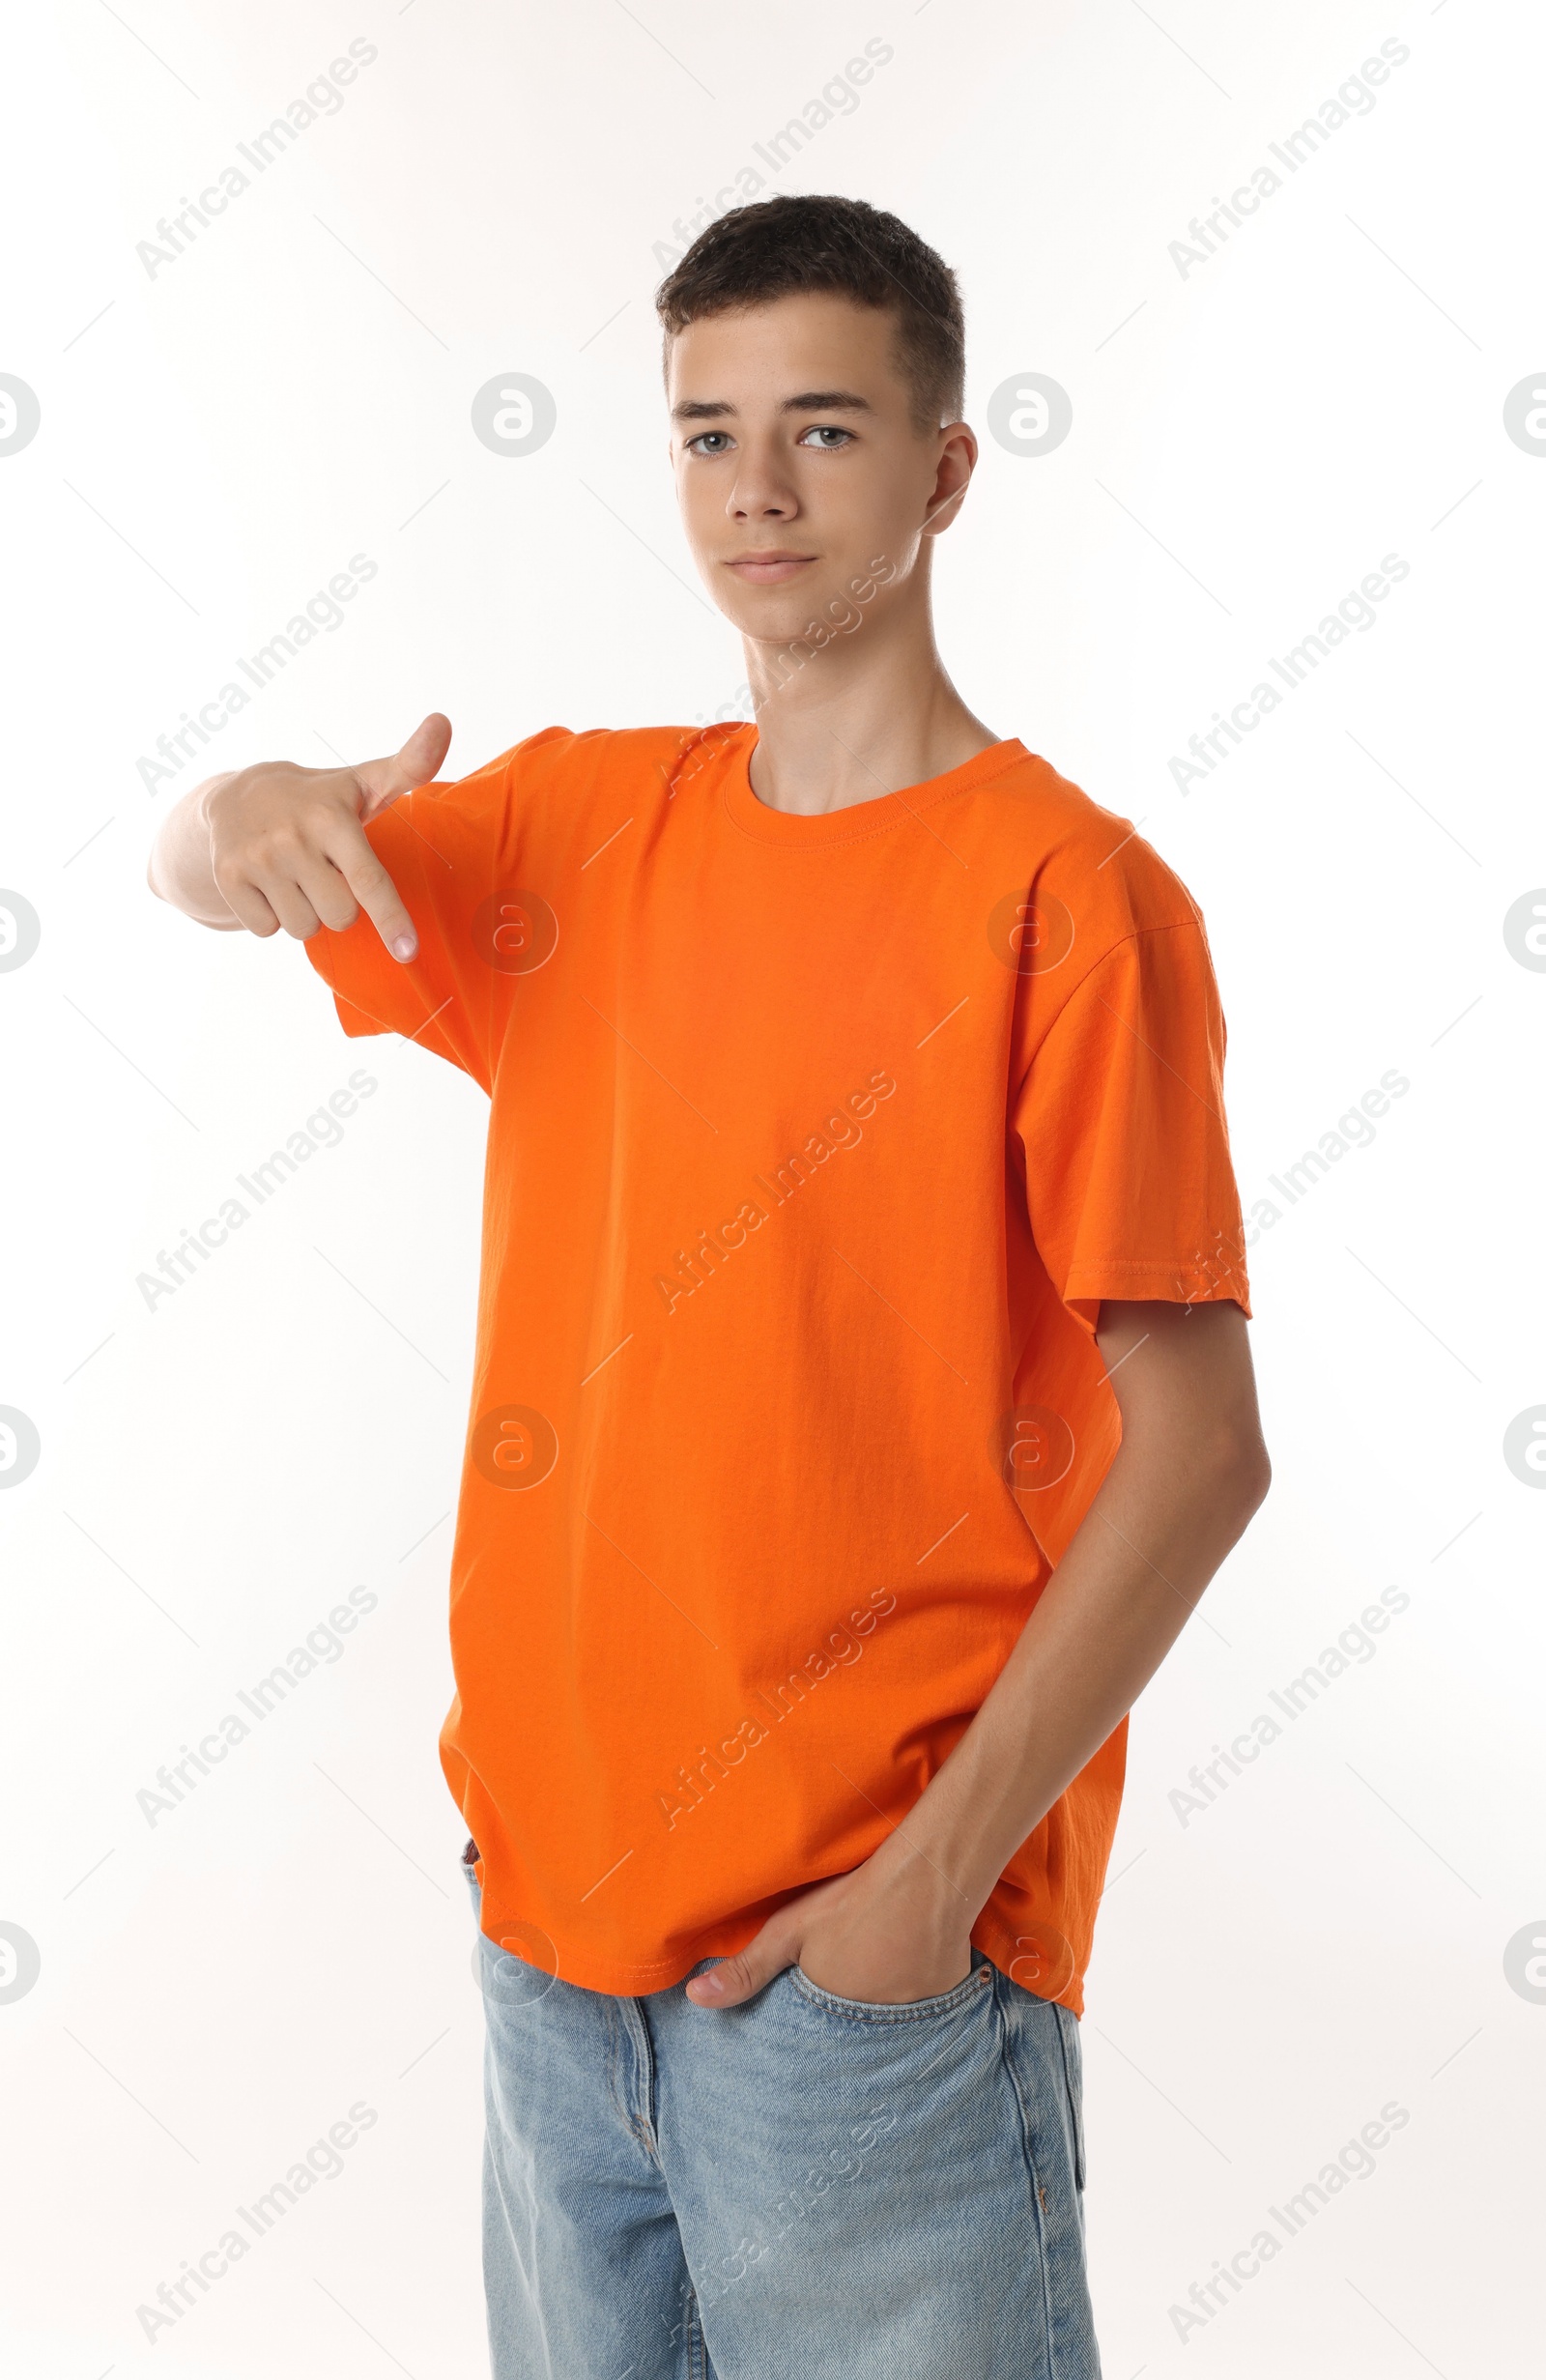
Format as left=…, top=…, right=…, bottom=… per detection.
left=713, top=587, right=845, bottom=646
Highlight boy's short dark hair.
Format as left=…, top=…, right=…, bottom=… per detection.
left=655, top=194, right=964, bottom=434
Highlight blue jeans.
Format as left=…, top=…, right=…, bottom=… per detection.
left=462, top=1842, right=1101, bottom=2378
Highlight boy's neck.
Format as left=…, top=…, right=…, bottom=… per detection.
left=741, top=581, right=999, bottom=818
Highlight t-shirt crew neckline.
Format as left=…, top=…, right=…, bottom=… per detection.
left=719, top=723, right=1033, bottom=847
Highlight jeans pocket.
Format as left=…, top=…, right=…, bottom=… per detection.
left=789, top=1948, right=993, bottom=2023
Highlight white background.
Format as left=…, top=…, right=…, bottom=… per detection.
left=2, top=1, right=1542, bottom=2373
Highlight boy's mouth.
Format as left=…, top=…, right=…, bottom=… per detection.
left=724, top=552, right=817, bottom=584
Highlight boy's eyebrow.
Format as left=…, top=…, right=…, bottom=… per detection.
left=779, top=388, right=873, bottom=414
left=670, top=388, right=875, bottom=422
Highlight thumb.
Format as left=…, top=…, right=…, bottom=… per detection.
left=355, top=712, right=453, bottom=819
left=686, top=1923, right=793, bottom=2010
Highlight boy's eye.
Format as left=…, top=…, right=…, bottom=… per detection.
left=683, top=422, right=855, bottom=456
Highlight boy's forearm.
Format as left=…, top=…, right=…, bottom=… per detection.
left=890, top=1413, right=1268, bottom=1922
left=690, top=1324, right=1270, bottom=2016
left=147, top=773, right=242, bottom=926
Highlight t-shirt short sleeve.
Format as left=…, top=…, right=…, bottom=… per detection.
left=301, top=728, right=571, bottom=1095
left=1010, top=918, right=1251, bottom=1333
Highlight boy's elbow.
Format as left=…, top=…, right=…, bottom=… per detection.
left=1214, top=1425, right=1271, bottom=1525
left=1238, top=1440, right=1272, bottom=1519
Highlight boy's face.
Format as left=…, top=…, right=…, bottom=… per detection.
left=666, top=291, right=973, bottom=648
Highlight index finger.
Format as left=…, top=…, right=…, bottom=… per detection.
left=316, top=810, right=420, bottom=961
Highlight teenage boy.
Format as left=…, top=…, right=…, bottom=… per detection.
left=149, top=194, right=1269, bottom=2379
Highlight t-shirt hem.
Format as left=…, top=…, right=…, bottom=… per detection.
left=1063, top=1257, right=1253, bottom=1326
left=329, top=986, right=389, bottom=1040
left=472, top=1908, right=1084, bottom=2016
left=300, top=928, right=387, bottom=1041
left=478, top=1915, right=766, bottom=1998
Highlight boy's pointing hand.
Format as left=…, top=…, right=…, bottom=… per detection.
left=160, top=712, right=453, bottom=961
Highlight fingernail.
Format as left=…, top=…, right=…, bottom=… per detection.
left=390, top=934, right=416, bottom=961
left=691, top=1971, right=725, bottom=1999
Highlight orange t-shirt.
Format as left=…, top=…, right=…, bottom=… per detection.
left=304, top=724, right=1250, bottom=2012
